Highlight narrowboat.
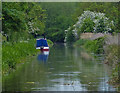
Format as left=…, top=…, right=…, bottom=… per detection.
left=36, top=38, right=49, bottom=51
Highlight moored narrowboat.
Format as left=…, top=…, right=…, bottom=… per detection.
left=36, top=38, right=49, bottom=51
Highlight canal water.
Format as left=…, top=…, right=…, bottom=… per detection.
left=2, top=43, right=117, bottom=92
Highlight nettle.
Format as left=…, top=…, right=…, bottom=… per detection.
left=64, top=11, right=114, bottom=42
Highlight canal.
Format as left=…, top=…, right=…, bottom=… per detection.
left=2, top=43, right=117, bottom=92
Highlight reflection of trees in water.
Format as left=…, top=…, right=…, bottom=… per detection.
left=72, top=47, right=115, bottom=91
left=49, top=44, right=115, bottom=91
left=51, top=44, right=104, bottom=90
left=3, top=56, right=50, bottom=91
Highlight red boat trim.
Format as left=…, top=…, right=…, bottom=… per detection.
left=41, top=49, right=49, bottom=51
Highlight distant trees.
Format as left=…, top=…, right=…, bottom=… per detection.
left=40, top=3, right=76, bottom=42
left=2, top=2, right=119, bottom=43
left=46, top=28, right=64, bottom=42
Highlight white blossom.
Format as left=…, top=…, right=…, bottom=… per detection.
left=65, top=10, right=114, bottom=41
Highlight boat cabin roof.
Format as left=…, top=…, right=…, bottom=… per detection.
left=36, top=38, right=48, bottom=47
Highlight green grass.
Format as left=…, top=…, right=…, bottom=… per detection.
left=2, top=39, right=37, bottom=74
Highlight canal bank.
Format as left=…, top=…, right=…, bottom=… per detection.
left=74, top=33, right=120, bottom=91
left=2, top=39, right=53, bottom=75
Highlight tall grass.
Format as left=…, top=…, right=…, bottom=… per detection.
left=2, top=39, right=38, bottom=74
left=2, top=39, right=53, bottom=75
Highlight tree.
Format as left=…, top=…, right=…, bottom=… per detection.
left=2, top=2, right=46, bottom=42
left=73, top=2, right=118, bottom=33
left=71, top=11, right=115, bottom=37
left=2, top=2, right=27, bottom=42
left=40, top=2, right=76, bottom=42
left=27, top=3, right=46, bottom=37
left=66, top=27, right=75, bottom=43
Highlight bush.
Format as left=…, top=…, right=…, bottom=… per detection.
left=74, top=39, right=87, bottom=46
left=47, top=39, right=53, bottom=47
left=68, top=11, right=115, bottom=37
left=66, top=27, right=75, bottom=43
left=79, top=18, right=94, bottom=33
left=84, top=37, right=105, bottom=54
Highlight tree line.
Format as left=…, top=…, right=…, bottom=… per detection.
left=2, top=2, right=46, bottom=42
left=2, top=2, right=119, bottom=43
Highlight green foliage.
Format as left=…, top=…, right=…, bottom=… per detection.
left=47, top=39, right=53, bottom=47
left=2, top=2, right=46, bottom=42
left=2, top=39, right=53, bottom=74
left=46, top=28, right=64, bottom=42
left=84, top=37, right=105, bottom=54
left=2, top=39, right=37, bottom=74
left=27, top=3, right=46, bottom=36
left=2, top=35, right=7, bottom=42
left=3, top=3, right=26, bottom=41
left=105, top=45, right=120, bottom=89
left=2, top=2, right=119, bottom=43
left=80, top=18, right=95, bottom=33
left=73, top=2, right=118, bottom=33
left=95, top=18, right=106, bottom=33
left=74, top=39, right=87, bottom=46
left=40, top=3, right=76, bottom=42
left=66, top=28, right=75, bottom=43
left=104, top=45, right=119, bottom=65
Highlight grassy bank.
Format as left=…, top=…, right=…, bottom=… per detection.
left=74, top=37, right=105, bottom=54
left=104, top=45, right=120, bottom=90
left=2, top=39, right=53, bottom=75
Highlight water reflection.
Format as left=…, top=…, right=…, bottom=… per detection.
left=37, top=50, right=49, bottom=63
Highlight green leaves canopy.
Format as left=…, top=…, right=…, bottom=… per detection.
left=2, top=2, right=46, bottom=42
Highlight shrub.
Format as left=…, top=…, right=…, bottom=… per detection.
left=74, top=39, right=87, bottom=46
left=66, top=26, right=76, bottom=43
left=84, top=37, right=105, bottom=54
left=47, top=39, right=53, bottom=46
